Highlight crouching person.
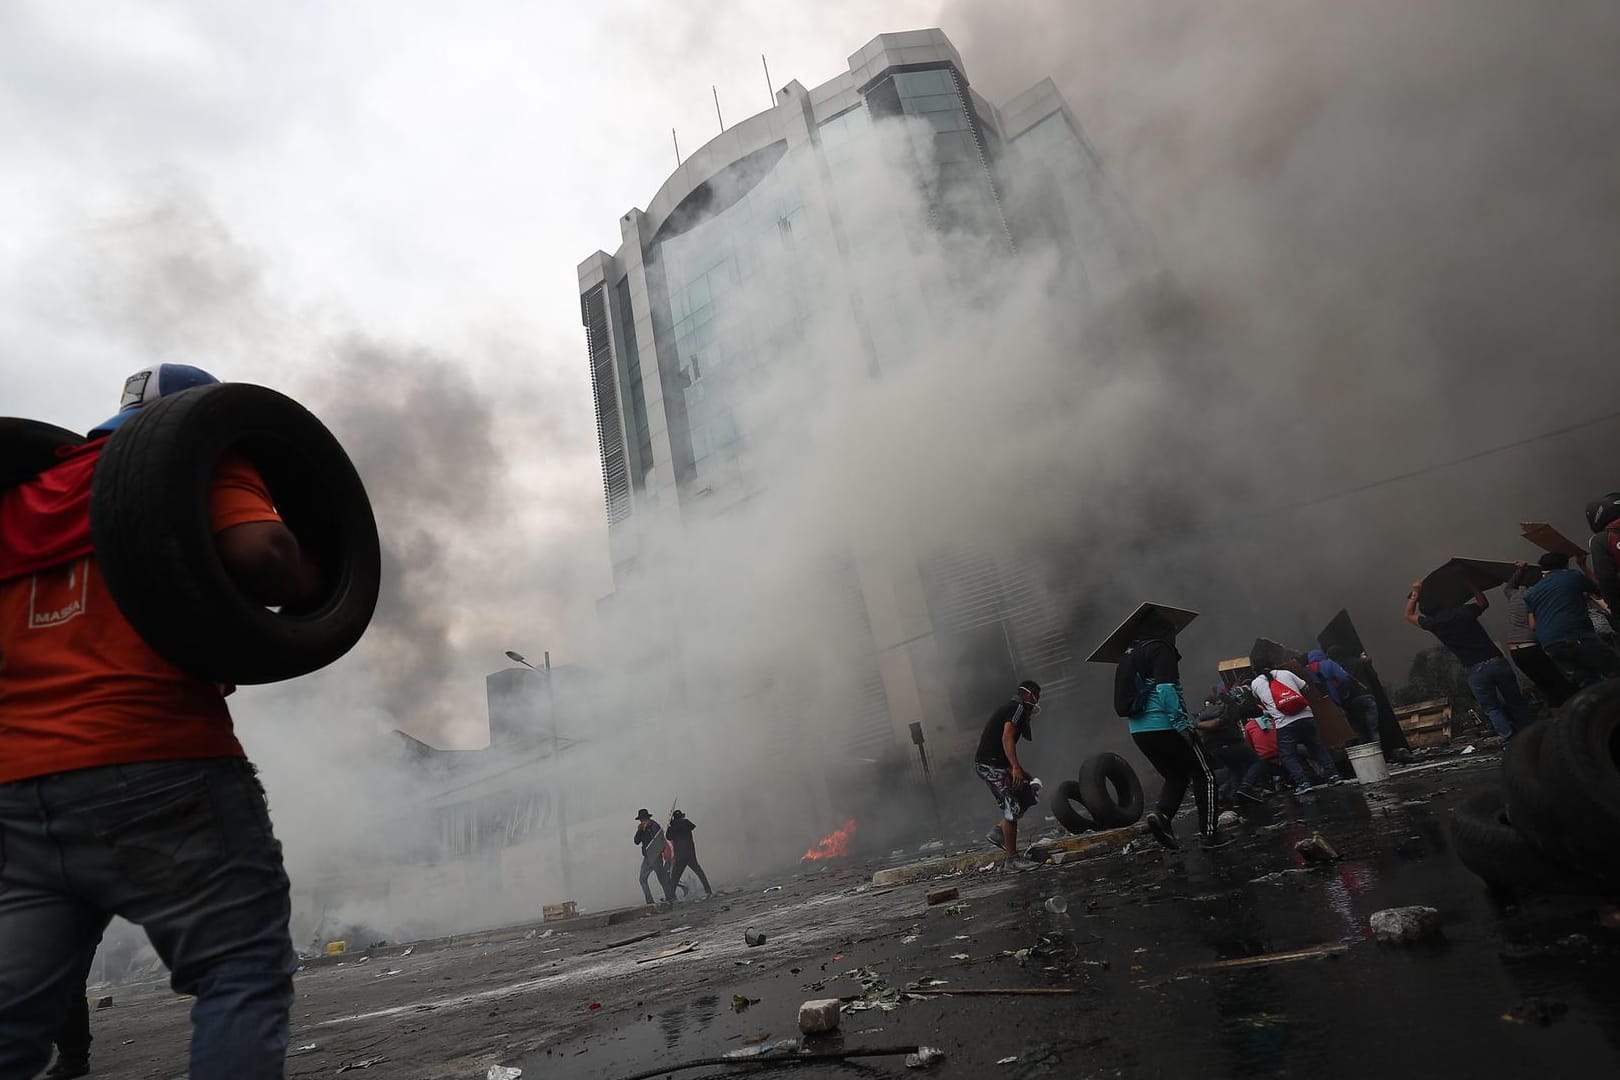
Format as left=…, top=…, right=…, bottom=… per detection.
left=975, top=680, right=1042, bottom=870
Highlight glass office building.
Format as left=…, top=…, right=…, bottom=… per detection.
left=577, top=29, right=1139, bottom=759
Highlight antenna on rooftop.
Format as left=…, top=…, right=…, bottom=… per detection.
left=762, top=54, right=774, bottom=106
left=672, top=128, right=682, bottom=167
left=713, top=85, right=725, bottom=132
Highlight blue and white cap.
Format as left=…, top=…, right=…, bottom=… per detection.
left=89, top=364, right=219, bottom=435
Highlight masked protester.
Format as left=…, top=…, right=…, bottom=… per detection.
left=974, top=680, right=1042, bottom=869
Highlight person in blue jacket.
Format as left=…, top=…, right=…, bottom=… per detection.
left=1114, top=613, right=1224, bottom=850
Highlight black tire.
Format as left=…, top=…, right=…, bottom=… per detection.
left=1536, top=681, right=1620, bottom=880
left=1501, top=723, right=1580, bottom=871
left=1449, top=790, right=1604, bottom=896
left=1049, top=779, right=1095, bottom=835
left=1078, top=752, right=1146, bottom=828
left=90, top=384, right=381, bottom=684
left=1, top=418, right=86, bottom=492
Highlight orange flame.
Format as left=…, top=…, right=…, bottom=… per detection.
left=802, top=818, right=858, bottom=861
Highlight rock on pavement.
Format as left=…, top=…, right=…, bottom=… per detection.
left=799, top=998, right=842, bottom=1035
left=1370, top=905, right=1442, bottom=944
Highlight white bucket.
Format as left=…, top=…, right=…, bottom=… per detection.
left=1346, top=742, right=1390, bottom=784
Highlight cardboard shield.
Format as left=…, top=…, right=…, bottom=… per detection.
left=1086, top=603, right=1199, bottom=664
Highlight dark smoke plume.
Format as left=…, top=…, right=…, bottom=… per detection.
left=939, top=0, right=1620, bottom=675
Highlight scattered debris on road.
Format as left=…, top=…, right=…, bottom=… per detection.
left=583, top=930, right=661, bottom=955
left=1184, top=943, right=1349, bottom=973
left=745, top=928, right=767, bottom=947
left=486, top=1067, right=522, bottom=1080
left=1501, top=997, right=1569, bottom=1026
left=639, top=942, right=696, bottom=964
left=335, top=1057, right=387, bottom=1073
left=906, top=1046, right=946, bottom=1069
left=1295, top=832, right=1340, bottom=863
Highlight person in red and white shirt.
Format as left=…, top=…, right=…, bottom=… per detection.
left=1250, top=662, right=1343, bottom=795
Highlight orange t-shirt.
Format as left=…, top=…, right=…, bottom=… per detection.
left=0, top=448, right=282, bottom=784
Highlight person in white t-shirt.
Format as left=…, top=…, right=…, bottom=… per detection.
left=1250, top=663, right=1342, bottom=795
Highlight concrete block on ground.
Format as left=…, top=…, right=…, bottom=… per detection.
left=798, top=998, right=842, bottom=1034
left=1370, top=906, right=1442, bottom=944
left=926, top=887, right=959, bottom=905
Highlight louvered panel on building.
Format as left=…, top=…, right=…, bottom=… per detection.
left=582, top=285, right=632, bottom=524
left=834, top=561, right=896, bottom=760
left=921, top=546, right=1077, bottom=706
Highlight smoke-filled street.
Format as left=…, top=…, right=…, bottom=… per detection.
left=5, top=2, right=1620, bottom=1077
left=72, top=755, right=1619, bottom=1079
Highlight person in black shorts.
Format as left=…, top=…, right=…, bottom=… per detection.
left=974, top=680, right=1041, bottom=869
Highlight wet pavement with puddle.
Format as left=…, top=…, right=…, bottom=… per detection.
left=79, top=755, right=1620, bottom=1079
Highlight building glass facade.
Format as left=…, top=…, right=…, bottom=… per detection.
left=655, top=147, right=810, bottom=488
left=610, top=276, right=653, bottom=490
left=577, top=30, right=1139, bottom=755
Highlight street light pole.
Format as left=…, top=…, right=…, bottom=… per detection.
left=506, top=650, right=573, bottom=898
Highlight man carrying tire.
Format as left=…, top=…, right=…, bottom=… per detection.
left=1113, top=614, right=1223, bottom=850
left=975, top=680, right=1042, bottom=869
left=0, top=366, right=319, bottom=1078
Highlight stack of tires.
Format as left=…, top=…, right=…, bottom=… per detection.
left=2, top=385, right=380, bottom=684
left=1050, top=752, right=1146, bottom=834
left=1450, top=680, right=1620, bottom=896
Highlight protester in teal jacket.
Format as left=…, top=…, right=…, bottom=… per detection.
left=1112, top=613, right=1221, bottom=850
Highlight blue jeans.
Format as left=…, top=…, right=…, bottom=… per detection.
left=1542, top=636, right=1620, bottom=689
left=1345, top=694, right=1380, bottom=743
left=0, top=758, right=296, bottom=1079
left=639, top=858, right=670, bottom=904
left=1464, top=655, right=1533, bottom=739
left=1212, top=742, right=1266, bottom=796
left=1276, top=718, right=1338, bottom=786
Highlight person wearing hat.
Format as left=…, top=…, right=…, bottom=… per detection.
left=663, top=810, right=713, bottom=902
left=0, top=366, right=320, bottom=1077
left=633, top=809, right=672, bottom=905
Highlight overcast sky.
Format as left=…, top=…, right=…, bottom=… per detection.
left=0, top=1, right=945, bottom=740
left=7, top=2, right=1618, bottom=750
left=2, top=0, right=944, bottom=428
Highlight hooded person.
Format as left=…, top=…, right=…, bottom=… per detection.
left=0, top=365, right=320, bottom=1077
left=662, top=809, right=713, bottom=902
left=1113, top=612, right=1223, bottom=850
left=1304, top=648, right=1378, bottom=744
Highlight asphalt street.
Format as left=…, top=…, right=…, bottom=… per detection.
left=71, top=755, right=1620, bottom=1079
